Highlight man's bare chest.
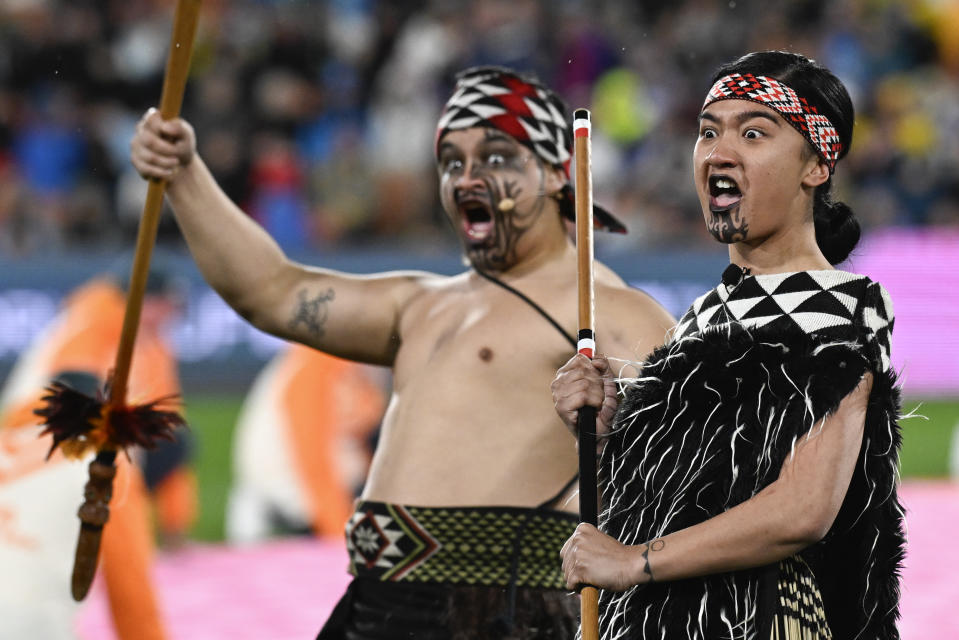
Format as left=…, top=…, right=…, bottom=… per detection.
left=394, top=289, right=575, bottom=385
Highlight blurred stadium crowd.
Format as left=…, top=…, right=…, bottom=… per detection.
left=2, top=0, right=959, bottom=257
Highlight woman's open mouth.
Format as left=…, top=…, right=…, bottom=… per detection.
left=708, top=175, right=742, bottom=213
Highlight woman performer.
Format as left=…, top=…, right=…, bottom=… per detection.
left=552, top=50, right=904, bottom=639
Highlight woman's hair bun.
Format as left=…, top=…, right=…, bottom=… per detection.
left=814, top=200, right=860, bottom=265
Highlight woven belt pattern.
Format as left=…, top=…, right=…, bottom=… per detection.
left=345, top=501, right=577, bottom=589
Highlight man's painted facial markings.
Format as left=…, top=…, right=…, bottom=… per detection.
left=438, top=129, right=550, bottom=271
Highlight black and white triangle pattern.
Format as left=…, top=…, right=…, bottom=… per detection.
left=436, top=70, right=571, bottom=168
left=672, top=269, right=894, bottom=371
left=861, top=280, right=894, bottom=372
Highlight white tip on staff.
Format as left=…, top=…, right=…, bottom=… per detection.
left=573, top=108, right=600, bottom=640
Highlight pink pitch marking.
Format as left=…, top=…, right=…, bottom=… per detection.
left=76, top=481, right=959, bottom=638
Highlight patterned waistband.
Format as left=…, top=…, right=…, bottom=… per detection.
left=345, top=501, right=578, bottom=589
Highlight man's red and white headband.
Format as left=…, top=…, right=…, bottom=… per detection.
left=436, top=67, right=626, bottom=233
left=436, top=68, right=572, bottom=176
left=702, top=73, right=842, bottom=172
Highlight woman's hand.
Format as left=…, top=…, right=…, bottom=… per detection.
left=551, top=354, right=618, bottom=438
left=560, top=523, right=646, bottom=591
left=130, top=108, right=197, bottom=181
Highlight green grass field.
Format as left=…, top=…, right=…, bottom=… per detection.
left=181, top=394, right=959, bottom=542
left=182, top=395, right=243, bottom=542
left=897, top=398, right=959, bottom=477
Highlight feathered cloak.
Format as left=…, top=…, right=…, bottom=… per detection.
left=598, top=272, right=904, bottom=640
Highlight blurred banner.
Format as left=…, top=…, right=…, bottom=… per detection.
left=847, top=228, right=959, bottom=396
left=0, top=228, right=954, bottom=395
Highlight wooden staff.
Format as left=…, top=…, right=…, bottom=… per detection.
left=573, top=108, right=599, bottom=640
left=70, top=0, right=202, bottom=601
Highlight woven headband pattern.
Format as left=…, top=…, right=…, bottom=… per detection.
left=436, top=69, right=572, bottom=175
left=703, top=73, right=842, bottom=171
left=435, top=68, right=627, bottom=234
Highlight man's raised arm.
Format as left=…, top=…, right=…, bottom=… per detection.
left=130, top=109, right=429, bottom=366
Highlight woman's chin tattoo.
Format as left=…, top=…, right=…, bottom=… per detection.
left=707, top=207, right=749, bottom=243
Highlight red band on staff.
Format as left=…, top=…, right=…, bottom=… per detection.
left=574, top=128, right=589, bottom=138
left=577, top=336, right=596, bottom=358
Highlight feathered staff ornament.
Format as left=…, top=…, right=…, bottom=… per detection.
left=34, top=0, right=201, bottom=602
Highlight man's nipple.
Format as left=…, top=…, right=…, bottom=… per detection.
left=478, top=347, right=494, bottom=362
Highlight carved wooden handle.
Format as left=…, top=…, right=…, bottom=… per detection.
left=71, top=453, right=116, bottom=601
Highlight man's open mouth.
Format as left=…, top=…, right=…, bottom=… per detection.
left=458, top=199, right=494, bottom=243
left=708, top=175, right=742, bottom=213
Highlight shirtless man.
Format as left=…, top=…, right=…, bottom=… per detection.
left=131, top=65, right=674, bottom=639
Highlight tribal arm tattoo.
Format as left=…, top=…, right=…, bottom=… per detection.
left=288, top=287, right=335, bottom=338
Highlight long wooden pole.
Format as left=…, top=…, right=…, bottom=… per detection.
left=70, top=0, right=202, bottom=602
left=573, top=108, right=599, bottom=640
left=109, top=0, right=202, bottom=408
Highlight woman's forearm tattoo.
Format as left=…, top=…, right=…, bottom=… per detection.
left=643, top=539, right=665, bottom=583
left=289, top=287, right=335, bottom=337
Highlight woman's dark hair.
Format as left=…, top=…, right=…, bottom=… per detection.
left=711, top=51, right=860, bottom=265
